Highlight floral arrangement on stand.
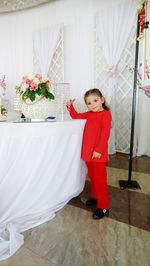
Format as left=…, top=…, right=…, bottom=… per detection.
left=127, top=62, right=150, bottom=98
left=15, top=73, right=55, bottom=121
left=16, top=73, right=54, bottom=102
left=137, top=0, right=149, bottom=41
left=0, top=75, right=7, bottom=121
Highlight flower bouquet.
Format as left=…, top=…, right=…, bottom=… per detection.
left=15, top=74, right=55, bottom=120
left=16, top=73, right=54, bottom=102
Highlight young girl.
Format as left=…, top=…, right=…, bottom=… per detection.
left=66, top=88, right=112, bottom=219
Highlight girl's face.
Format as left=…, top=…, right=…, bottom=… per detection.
left=85, top=94, right=104, bottom=112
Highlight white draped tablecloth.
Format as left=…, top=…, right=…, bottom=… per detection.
left=0, top=120, right=86, bottom=260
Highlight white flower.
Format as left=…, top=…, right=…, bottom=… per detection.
left=33, top=78, right=40, bottom=85
left=41, top=74, right=49, bottom=83
left=21, top=83, right=29, bottom=92
left=27, top=73, right=34, bottom=80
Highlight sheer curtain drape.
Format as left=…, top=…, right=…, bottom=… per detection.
left=135, top=1, right=150, bottom=156
left=96, top=0, right=138, bottom=154
left=33, top=25, right=60, bottom=74
left=136, top=90, right=150, bottom=156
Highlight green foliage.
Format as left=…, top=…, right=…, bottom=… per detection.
left=0, top=105, right=7, bottom=116
left=16, top=82, right=55, bottom=102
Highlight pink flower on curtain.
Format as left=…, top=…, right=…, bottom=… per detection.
left=140, top=62, right=150, bottom=98
left=127, top=62, right=150, bottom=99
left=0, top=75, right=6, bottom=89
left=106, top=66, right=117, bottom=77
left=142, top=86, right=150, bottom=98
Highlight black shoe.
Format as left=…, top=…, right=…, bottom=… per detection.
left=85, top=198, right=97, bottom=206
left=92, top=208, right=109, bottom=219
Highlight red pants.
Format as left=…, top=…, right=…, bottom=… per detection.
left=86, top=161, right=109, bottom=209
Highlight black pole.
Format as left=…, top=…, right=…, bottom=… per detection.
left=119, top=15, right=141, bottom=189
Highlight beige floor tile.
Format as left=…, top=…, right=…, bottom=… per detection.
left=24, top=204, right=90, bottom=257
left=107, top=167, right=150, bottom=195
left=0, top=246, right=55, bottom=266
left=24, top=205, right=150, bottom=266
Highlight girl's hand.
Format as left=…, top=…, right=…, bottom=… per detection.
left=92, top=151, right=101, bottom=159
left=66, top=98, right=76, bottom=110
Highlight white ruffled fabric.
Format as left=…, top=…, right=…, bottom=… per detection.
left=0, top=120, right=86, bottom=260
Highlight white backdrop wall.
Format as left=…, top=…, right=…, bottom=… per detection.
left=0, top=0, right=149, bottom=155
left=0, top=0, right=130, bottom=111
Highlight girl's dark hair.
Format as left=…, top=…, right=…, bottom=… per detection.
left=84, top=88, right=109, bottom=111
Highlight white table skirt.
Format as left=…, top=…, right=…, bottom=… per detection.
left=0, top=120, right=86, bottom=260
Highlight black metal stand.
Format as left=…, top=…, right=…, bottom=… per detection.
left=119, top=15, right=141, bottom=190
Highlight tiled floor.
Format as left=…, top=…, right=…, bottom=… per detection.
left=0, top=154, right=150, bottom=266
left=108, top=153, right=150, bottom=174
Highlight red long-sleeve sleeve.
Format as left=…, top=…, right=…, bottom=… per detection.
left=94, top=111, right=112, bottom=155
left=69, top=104, right=87, bottom=119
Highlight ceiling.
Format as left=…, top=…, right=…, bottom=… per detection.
left=0, top=0, right=56, bottom=13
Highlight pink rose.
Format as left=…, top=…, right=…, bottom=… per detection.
left=30, top=83, right=38, bottom=91
left=26, top=79, right=32, bottom=85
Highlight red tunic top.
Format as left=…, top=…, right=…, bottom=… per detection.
left=69, top=104, right=112, bottom=162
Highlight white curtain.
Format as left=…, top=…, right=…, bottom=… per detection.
left=136, top=90, right=150, bottom=156
left=33, top=25, right=60, bottom=74
left=96, top=0, right=138, bottom=154
left=135, top=1, right=150, bottom=156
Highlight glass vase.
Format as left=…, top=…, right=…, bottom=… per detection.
left=52, top=83, right=70, bottom=121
